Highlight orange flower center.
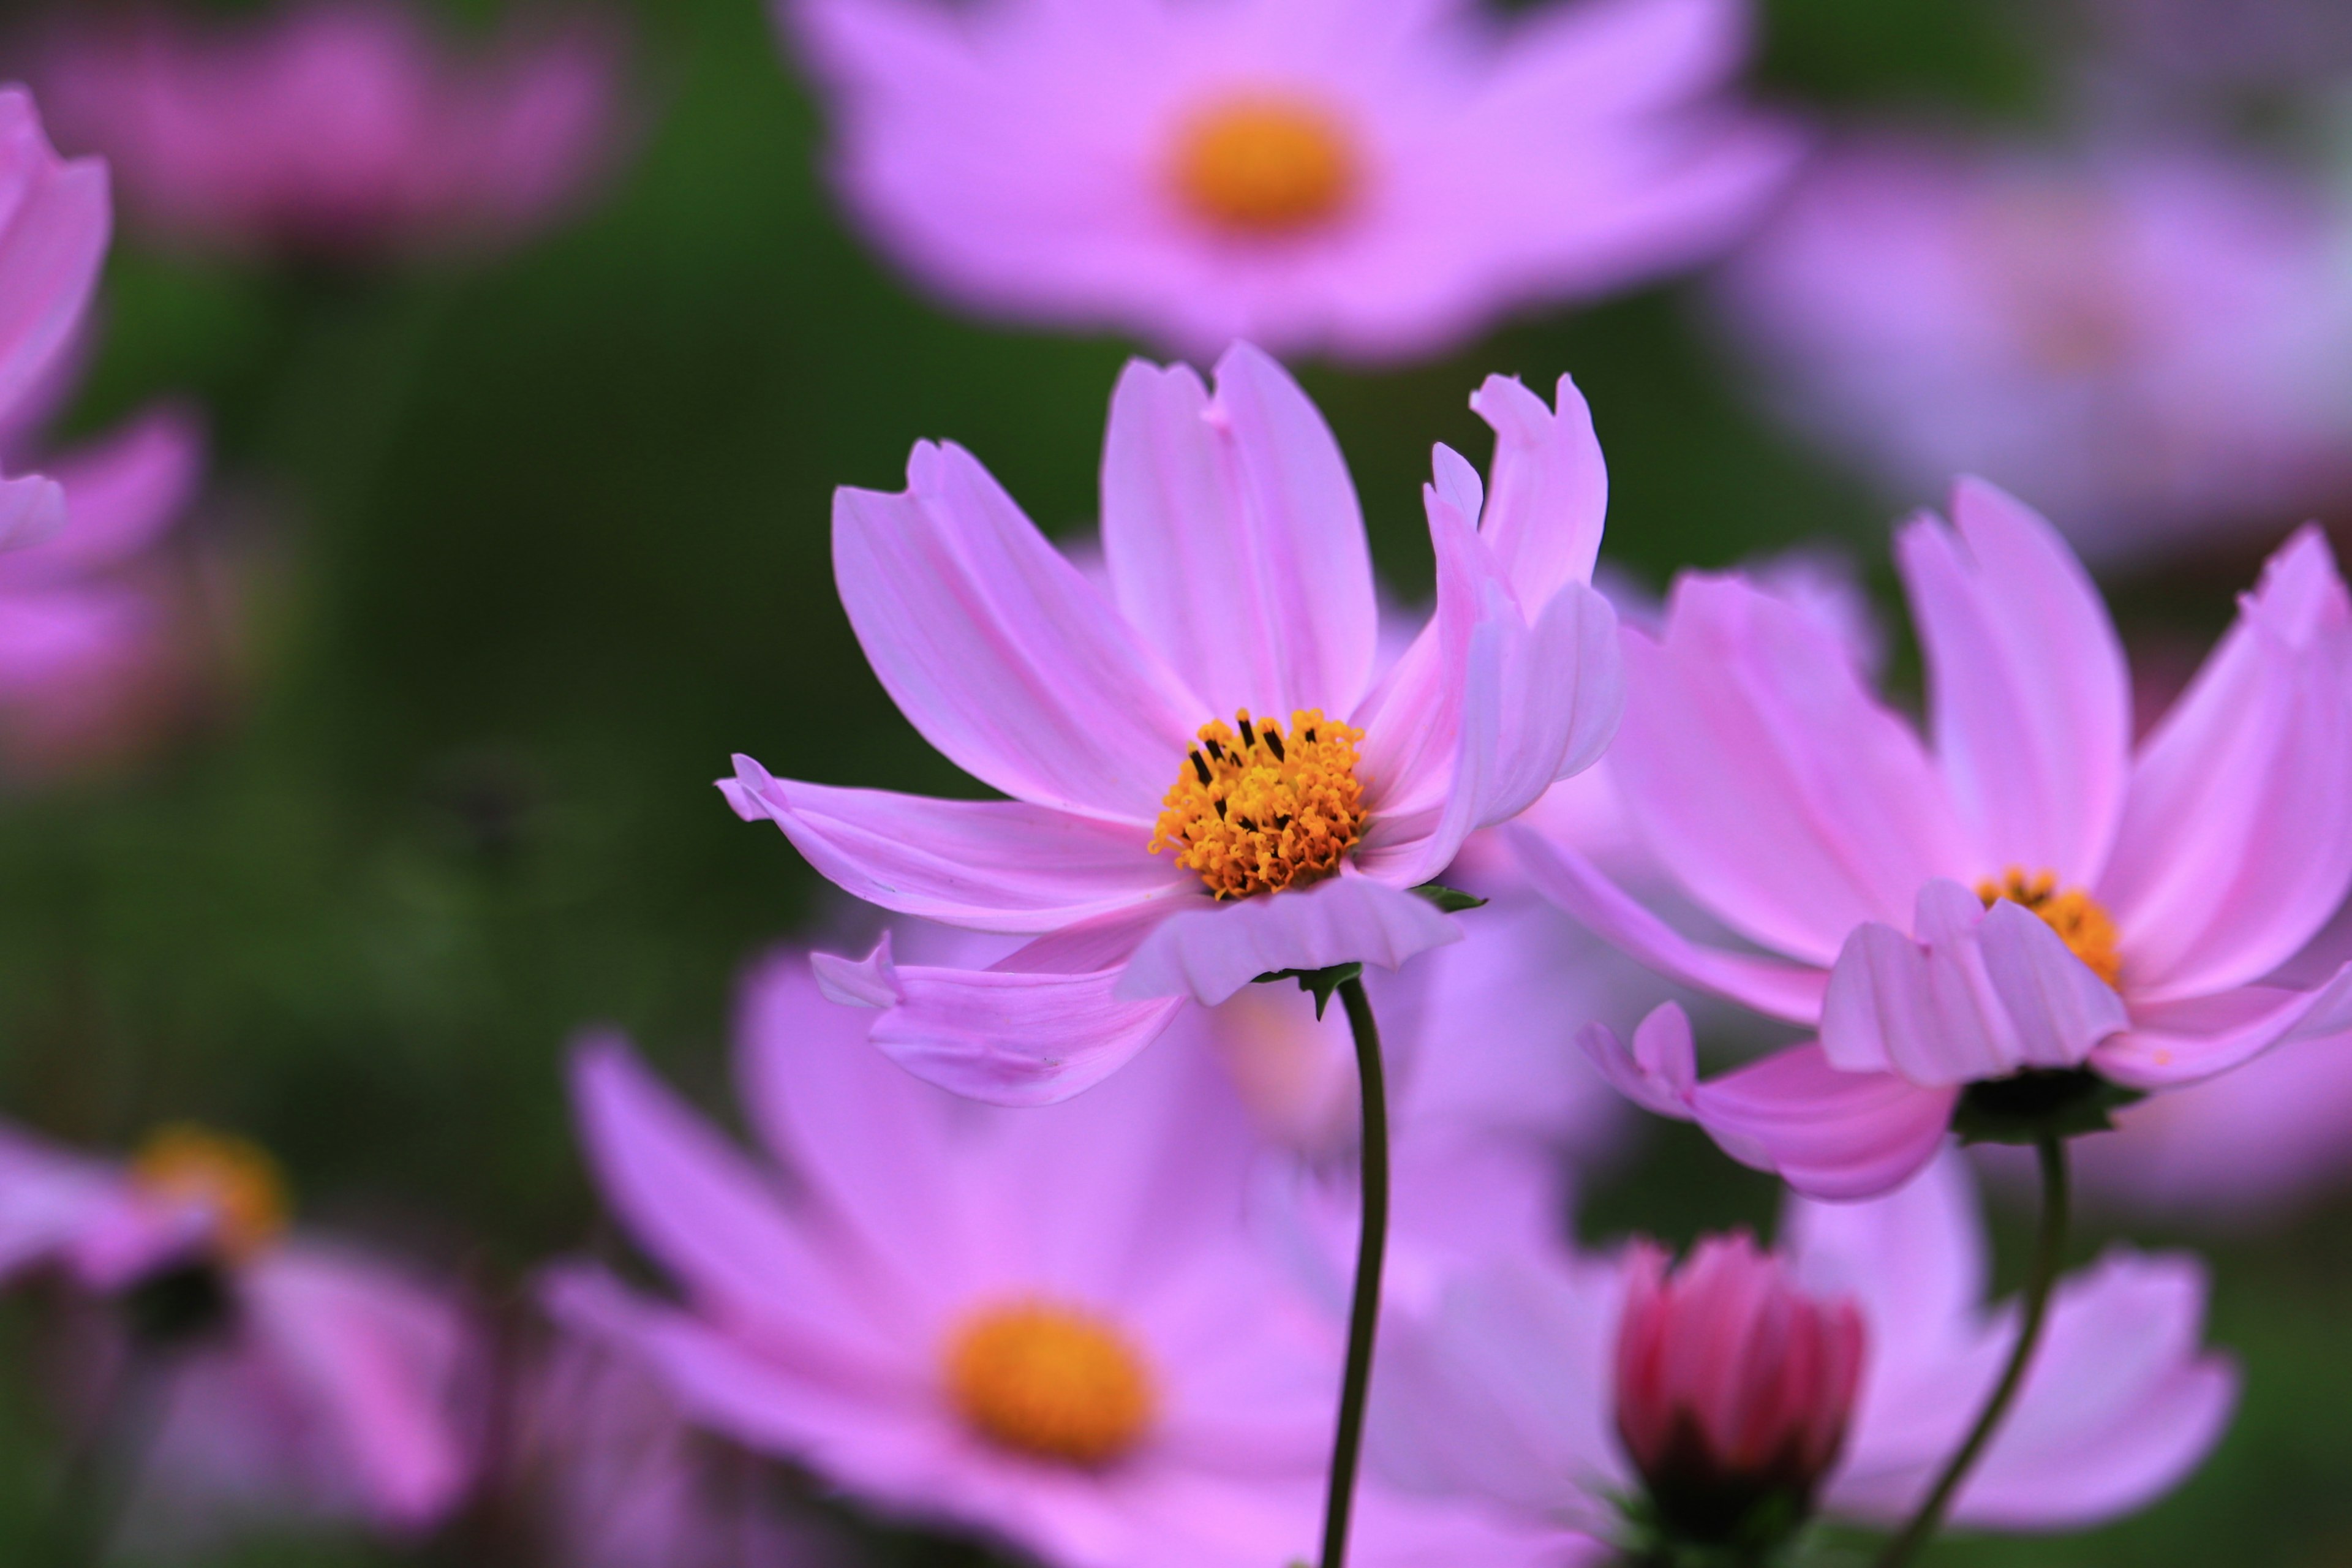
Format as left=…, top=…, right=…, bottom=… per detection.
left=944, top=1301, right=1155, bottom=1466
left=1170, top=95, right=1359, bottom=236
left=130, top=1124, right=290, bottom=1263
left=1976, top=867, right=2124, bottom=989
left=1150, top=708, right=1368, bottom=900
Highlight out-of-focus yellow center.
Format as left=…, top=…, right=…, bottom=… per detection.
left=944, top=1301, right=1155, bottom=1466
left=1150, top=709, right=1367, bottom=900
left=1977, top=867, right=2124, bottom=989
left=130, top=1124, right=290, bottom=1263
left=1170, top=96, right=1359, bottom=236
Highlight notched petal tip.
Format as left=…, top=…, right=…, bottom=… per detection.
left=1577, top=1002, right=1698, bottom=1120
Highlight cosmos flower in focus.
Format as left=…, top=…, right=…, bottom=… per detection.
left=1711, top=135, right=2352, bottom=560
left=1371, top=1154, right=2236, bottom=1556
left=37, top=1, right=630, bottom=263
left=727, top=342, right=1623, bottom=1104
left=0, top=1119, right=483, bottom=1546
left=1525, top=478, right=2352, bottom=1197
left=782, top=0, right=1798, bottom=362
left=551, top=951, right=1590, bottom=1568
left=0, top=87, right=109, bottom=547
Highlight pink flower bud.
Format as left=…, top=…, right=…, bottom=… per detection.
left=1615, top=1233, right=1864, bottom=1550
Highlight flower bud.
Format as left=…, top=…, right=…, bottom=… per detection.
left=1615, top=1233, right=1864, bottom=1553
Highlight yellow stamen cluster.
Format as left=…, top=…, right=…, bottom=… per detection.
left=130, top=1123, right=291, bottom=1263
left=1170, top=95, right=1359, bottom=236
left=1150, top=709, right=1367, bottom=900
left=944, top=1301, right=1155, bottom=1466
left=1976, top=867, right=2124, bottom=989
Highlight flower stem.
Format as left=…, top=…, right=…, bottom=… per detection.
left=1872, top=1133, right=2071, bottom=1568
left=1319, top=974, right=1389, bottom=1568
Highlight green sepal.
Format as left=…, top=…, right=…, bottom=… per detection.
left=1953, top=1068, right=2144, bottom=1146
left=1409, top=881, right=1488, bottom=913
left=1252, top=961, right=1364, bottom=1019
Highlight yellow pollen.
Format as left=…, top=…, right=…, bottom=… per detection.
left=1977, top=867, right=2124, bottom=989
left=1150, top=709, right=1367, bottom=900
left=130, top=1124, right=291, bottom=1264
left=1170, top=95, right=1359, bottom=236
left=944, top=1301, right=1155, bottom=1466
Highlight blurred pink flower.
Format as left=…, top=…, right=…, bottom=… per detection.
left=726, top=342, right=1624, bottom=1104
left=553, top=951, right=1594, bottom=1568
left=0, top=86, right=110, bottom=547
left=1711, top=135, right=2352, bottom=560
left=1371, top=1154, right=2236, bottom=1548
left=1524, top=478, right=2352, bottom=1197
left=39, top=1, right=628, bottom=263
left=0, top=1120, right=483, bottom=1543
left=783, top=0, right=1798, bottom=362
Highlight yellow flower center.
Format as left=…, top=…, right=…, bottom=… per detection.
left=1170, top=94, right=1359, bottom=236
left=1150, top=709, right=1368, bottom=900
left=1976, top=867, right=2123, bottom=989
left=130, top=1124, right=290, bottom=1263
left=944, top=1301, right=1155, bottom=1466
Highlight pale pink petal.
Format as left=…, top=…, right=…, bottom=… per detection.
left=831, top=439, right=1199, bottom=821
left=1820, top=882, right=2128, bottom=1084
left=1466, top=373, right=1606, bottom=609
left=1100, top=344, right=1376, bottom=719
left=720, top=758, right=1185, bottom=932
left=0, top=472, right=66, bottom=552
left=1781, top=1153, right=1988, bottom=1375
left=815, top=937, right=1186, bottom=1105
left=0, top=89, right=107, bottom=427
left=0, top=404, right=203, bottom=586
left=1687, top=1044, right=1958, bottom=1202
left=1894, top=479, right=2130, bottom=883
left=1575, top=1001, right=1700, bottom=1120
left=1508, top=824, right=1829, bottom=1023
left=2094, top=960, right=2352, bottom=1088
left=239, top=1243, right=480, bottom=1530
left=2100, top=527, right=2352, bottom=998
left=1116, top=873, right=1461, bottom=1006
left=1608, top=574, right=1968, bottom=967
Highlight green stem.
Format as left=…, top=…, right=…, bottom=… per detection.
left=1872, top=1134, right=2071, bottom=1568
left=1318, top=975, right=1390, bottom=1568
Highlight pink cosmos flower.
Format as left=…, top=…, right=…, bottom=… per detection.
left=552, top=950, right=1594, bottom=1568
left=0, top=1119, right=482, bottom=1542
left=38, top=1, right=628, bottom=263
left=726, top=342, right=1624, bottom=1104
left=1371, top=1153, right=2237, bottom=1550
left=1520, top=477, right=2352, bottom=1197
left=1711, top=135, right=2352, bottom=560
left=0, top=86, right=110, bottom=548
left=783, top=0, right=1799, bottom=363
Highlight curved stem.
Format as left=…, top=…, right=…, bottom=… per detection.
left=1872, top=1133, right=2071, bottom=1568
left=1318, top=975, right=1389, bottom=1568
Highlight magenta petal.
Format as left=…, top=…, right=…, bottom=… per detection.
left=0, top=405, right=204, bottom=586
left=2094, top=960, right=2352, bottom=1088
left=1507, top=824, right=1829, bottom=1023
left=0, top=89, right=107, bottom=429
left=2100, top=527, right=2352, bottom=1000
left=832, top=439, right=1198, bottom=821
left=719, top=758, right=1182, bottom=932
left=1101, top=344, right=1376, bottom=718
left=1117, top=875, right=1461, bottom=1006
left=1687, top=1044, right=1958, bottom=1201
left=1466, top=373, right=1607, bottom=610
left=0, top=473, right=66, bottom=552
left=1895, top=479, right=2129, bottom=883
left=819, top=937, right=1186, bottom=1106
left=1576, top=1002, right=1700, bottom=1120
left=1820, top=881, right=2128, bottom=1084
left=1608, top=573, right=1967, bottom=966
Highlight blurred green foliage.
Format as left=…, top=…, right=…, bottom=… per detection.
left=0, top=0, right=2344, bottom=1562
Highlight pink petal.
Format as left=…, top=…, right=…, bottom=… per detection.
left=2099, top=527, right=2352, bottom=1000
left=2094, top=960, right=2352, bottom=1088
left=1608, top=573, right=1969, bottom=967
left=0, top=472, right=66, bottom=552
left=1781, top=1153, right=1988, bottom=1375
left=1575, top=1001, right=1700, bottom=1120
left=1100, top=344, right=1376, bottom=720
left=1820, top=881, right=2128, bottom=1084
left=815, top=936, right=1186, bottom=1105
left=719, top=758, right=1184, bottom=932
left=1116, top=874, right=1461, bottom=1006
left=0, top=404, right=204, bottom=587
left=832, top=439, right=1199, bottom=821
left=0, top=89, right=107, bottom=428
left=1687, top=1043, right=1958, bottom=1202
left=1466, top=372, right=1606, bottom=610
left=1894, top=479, right=2129, bottom=884
left=1507, top=824, right=1829, bottom=1023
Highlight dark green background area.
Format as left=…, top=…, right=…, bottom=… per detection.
left=0, top=0, right=2343, bottom=1562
